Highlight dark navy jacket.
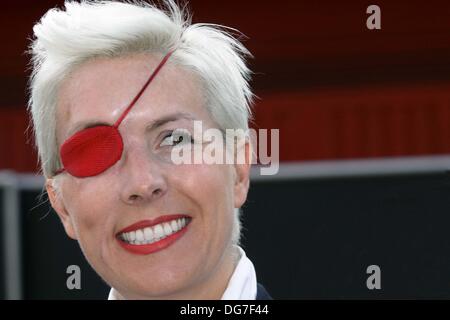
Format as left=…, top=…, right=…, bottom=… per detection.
left=256, top=283, right=272, bottom=300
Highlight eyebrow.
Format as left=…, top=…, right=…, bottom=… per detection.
left=68, top=112, right=197, bottom=137
left=148, top=112, right=196, bottom=130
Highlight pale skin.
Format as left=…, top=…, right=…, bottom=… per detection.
left=45, top=52, right=251, bottom=299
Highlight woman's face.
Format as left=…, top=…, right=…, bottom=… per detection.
left=46, top=53, right=251, bottom=299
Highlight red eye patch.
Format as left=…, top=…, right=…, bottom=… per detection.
left=55, top=50, right=174, bottom=178
left=58, top=125, right=123, bottom=177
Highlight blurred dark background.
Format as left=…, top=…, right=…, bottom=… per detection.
left=1, top=0, right=450, bottom=299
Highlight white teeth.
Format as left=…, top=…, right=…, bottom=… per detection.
left=136, top=230, right=145, bottom=242
left=144, top=227, right=154, bottom=242
left=154, top=224, right=164, bottom=239
left=171, top=220, right=179, bottom=232
left=135, top=229, right=144, bottom=242
left=120, top=217, right=190, bottom=245
left=163, top=222, right=173, bottom=236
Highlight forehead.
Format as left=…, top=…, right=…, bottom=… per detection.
left=56, top=53, right=206, bottom=141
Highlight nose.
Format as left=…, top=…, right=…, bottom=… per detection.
left=118, top=142, right=168, bottom=205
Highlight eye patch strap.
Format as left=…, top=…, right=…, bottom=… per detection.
left=55, top=50, right=174, bottom=176
left=113, top=50, right=174, bottom=129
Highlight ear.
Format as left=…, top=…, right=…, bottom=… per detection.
left=233, top=141, right=252, bottom=209
left=45, top=178, right=77, bottom=240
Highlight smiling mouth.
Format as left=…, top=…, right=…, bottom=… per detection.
left=116, top=214, right=192, bottom=255
left=118, top=216, right=191, bottom=245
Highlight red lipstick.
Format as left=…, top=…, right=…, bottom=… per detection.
left=117, top=214, right=189, bottom=234
left=116, top=214, right=191, bottom=255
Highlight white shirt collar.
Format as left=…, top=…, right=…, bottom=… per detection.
left=108, top=246, right=257, bottom=300
left=220, top=246, right=257, bottom=300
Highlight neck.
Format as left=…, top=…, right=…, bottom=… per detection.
left=116, top=245, right=240, bottom=300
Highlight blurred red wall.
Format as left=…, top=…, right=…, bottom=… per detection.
left=1, top=0, right=450, bottom=173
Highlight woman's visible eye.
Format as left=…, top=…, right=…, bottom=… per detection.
left=159, top=129, right=194, bottom=147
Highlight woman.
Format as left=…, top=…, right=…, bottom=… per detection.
left=27, top=0, right=271, bottom=299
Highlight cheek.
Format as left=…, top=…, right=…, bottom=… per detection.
left=170, top=164, right=235, bottom=235
left=62, top=179, right=114, bottom=237
left=176, top=164, right=233, bottom=206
